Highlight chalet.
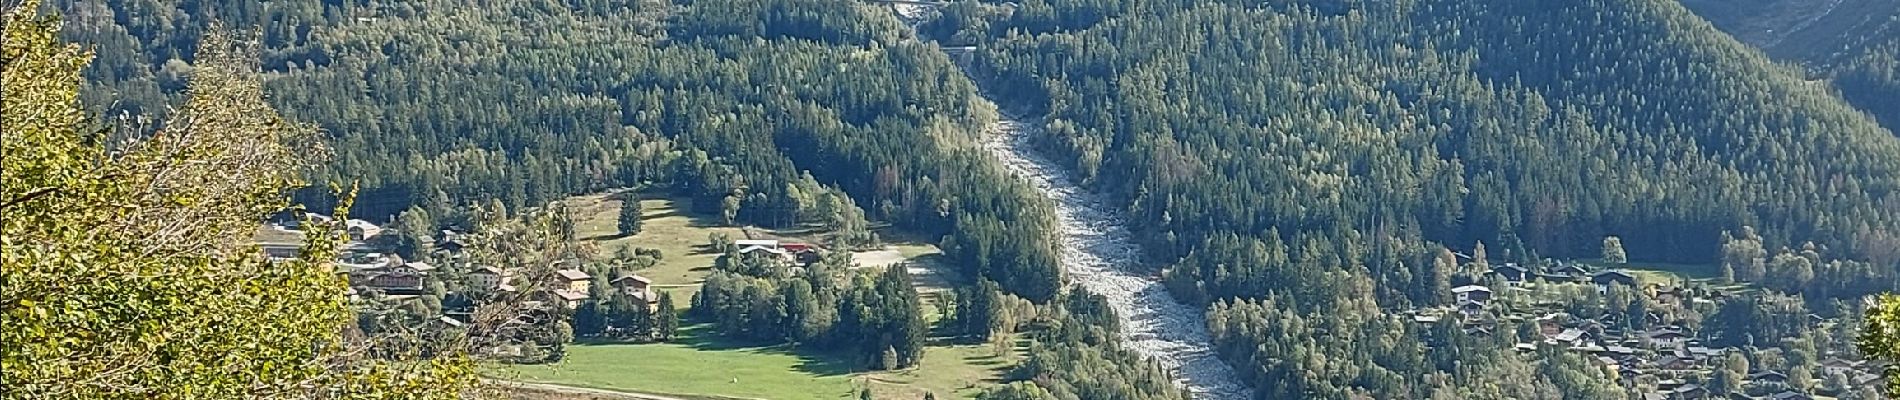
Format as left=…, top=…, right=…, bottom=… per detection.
left=611, top=274, right=653, bottom=296
left=550, top=289, right=590, bottom=309
left=556, top=269, right=591, bottom=293
left=738, top=245, right=795, bottom=263
left=1603, top=346, right=1639, bottom=357
left=734, top=239, right=780, bottom=249
left=1688, top=346, right=1726, bottom=359
left=1855, top=372, right=1883, bottom=388
left=1552, top=263, right=1591, bottom=278
left=610, top=274, right=659, bottom=311
left=788, top=245, right=824, bottom=265
left=1768, top=391, right=1811, bottom=400
left=1820, top=358, right=1860, bottom=377
left=437, top=230, right=468, bottom=253
left=1748, top=371, right=1790, bottom=386
left=348, top=260, right=428, bottom=294
left=469, top=266, right=515, bottom=293
left=1453, top=285, right=1494, bottom=303
left=1658, top=379, right=1688, bottom=393
left=1551, top=328, right=1591, bottom=346
left=1671, top=384, right=1709, bottom=400
left=1653, top=286, right=1691, bottom=305
left=1537, top=313, right=1568, bottom=337
left=1536, top=272, right=1582, bottom=283
left=1458, top=300, right=1486, bottom=318
left=259, top=242, right=302, bottom=261
left=1647, top=329, right=1691, bottom=350
left=1655, top=356, right=1697, bottom=372
left=1597, top=356, right=1620, bottom=371
left=282, top=212, right=335, bottom=230
left=1490, top=263, right=1531, bottom=285
left=1593, top=270, right=1638, bottom=294
left=345, top=219, right=383, bottom=241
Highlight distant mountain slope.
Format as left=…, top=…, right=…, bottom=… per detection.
left=1677, top=1, right=1898, bottom=133
left=952, top=0, right=1900, bottom=395
left=1832, top=34, right=1900, bottom=131
left=1677, top=0, right=1897, bottom=65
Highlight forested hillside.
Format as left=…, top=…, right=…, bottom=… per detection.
left=53, top=0, right=1069, bottom=300
left=1672, top=1, right=1899, bottom=135
left=939, top=0, right=1900, bottom=397
left=1675, top=0, right=1896, bottom=65
left=3, top=3, right=475, bottom=395
left=1822, top=22, right=1899, bottom=132
left=44, top=1, right=1209, bottom=398
left=42, top=0, right=1900, bottom=397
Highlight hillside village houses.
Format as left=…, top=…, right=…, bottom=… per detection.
left=736, top=238, right=825, bottom=266
left=1593, top=269, right=1639, bottom=294
left=551, top=267, right=593, bottom=309
left=339, top=253, right=434, bottom=295
left=611, top=274, right=659, bottom=311
left=1491, top=263, right=1531, bottom=285
left=1410, top=258, right=1890, bottom=400
left=1454, top=285, right=1494, bottom=303
left=258, top=213, right=661, bottom=312
left=251, top=209, right=688, bottom=364
left=469, top=266, right=517, bottom=293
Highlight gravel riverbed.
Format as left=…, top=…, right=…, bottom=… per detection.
left=977, top=117, right=1255, bottom=399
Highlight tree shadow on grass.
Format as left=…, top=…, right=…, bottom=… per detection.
left=584, top=232, right=634, bottom=241
left=961, top=353, right=1008, bottom=368
left=669, top=323, right=862, bottom=378
left=646, top=209, right=683, bottom=220
left=789, top=349, right=859, bottom=377
left=682, top=212, right=730, bottom=229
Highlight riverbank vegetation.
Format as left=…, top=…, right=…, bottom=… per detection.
left=936, top=0, right=1900, bottom=397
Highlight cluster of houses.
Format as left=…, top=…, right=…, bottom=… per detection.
left=262, top=214, right=661, bottom=312
left=1483, top=261, right=1636, bottom=293
left=735, top=239, right=824, bottom=266
left=1416, top=261, right=1888, bottom=399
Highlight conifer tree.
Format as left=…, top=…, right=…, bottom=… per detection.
left=618, top=195, right=644, bottom=236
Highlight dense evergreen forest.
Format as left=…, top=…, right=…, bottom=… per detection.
left=1675, top=0, right=1896, bottom=66
left=1671, top=1, right=1899, bottom=135
left=932, top=0, right=1900, bottom=397
left=1825, top=27, right=1899, bottom=132
left=47, top=0, right=1200, bottom=398
left=42, top=0, right=1900, bottom=397
left=4, top=3, right=477, bottom=395
left=52, top=0, right=1069, bottom=300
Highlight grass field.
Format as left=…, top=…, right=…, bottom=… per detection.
left=1564, top=257, right=1727, bottom=286
left=496, top=323, right=1017, bottom=400
left=566, top=192, right=750, bottom=302
left=507, top=192, right=1013, bottom=399
left=497, top=324, right=859, bottom=400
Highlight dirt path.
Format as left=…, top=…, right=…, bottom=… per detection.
left=489, top=379, right=757, bottom=400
